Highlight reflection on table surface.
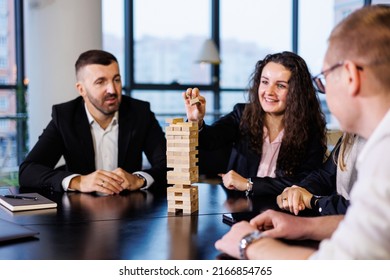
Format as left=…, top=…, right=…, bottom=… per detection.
left=0, top=183, right=280, bottom=260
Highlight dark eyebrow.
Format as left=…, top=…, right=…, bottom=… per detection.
left=261, top=75, right=288, bottom=84
left=93, top=76, right=106, bottom=82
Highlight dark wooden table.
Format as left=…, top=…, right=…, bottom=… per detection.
left=0, top=183, right=281, bottom=260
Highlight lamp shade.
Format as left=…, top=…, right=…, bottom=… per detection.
left=196, top=39, right=221, bottom=64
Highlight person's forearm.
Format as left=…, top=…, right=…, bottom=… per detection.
left=303, top=215, right=344, bottom=240
left=247, top=238, right=315, bottom=260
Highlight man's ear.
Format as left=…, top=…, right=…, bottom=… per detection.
left=344, top=60, right=361, bottom=97
left=76, top=82, right=85, bottom=96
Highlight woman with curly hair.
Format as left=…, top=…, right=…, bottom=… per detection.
left=183, top=51, right=327, bottom=196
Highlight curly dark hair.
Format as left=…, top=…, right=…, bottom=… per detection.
left=240, top=51, right=327, bottom=175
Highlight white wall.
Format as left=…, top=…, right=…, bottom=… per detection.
left=24, top=0, right=102, bottom=148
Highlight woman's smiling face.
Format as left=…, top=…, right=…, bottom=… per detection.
left=258, top=62, right=291, bottom=116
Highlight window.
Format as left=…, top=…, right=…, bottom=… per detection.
left=220, top=0, right=292, bottom=89
left=102, top=0, right=372, bottom=128
left=0, top=0, right=27, bottom=185
left=134, top=0, right=211, bottom=85
left=298, top=0, right=365, bottom=128
left=0, top=95, right=8, bottom=110
left=102, top=0, right=124, bottom=78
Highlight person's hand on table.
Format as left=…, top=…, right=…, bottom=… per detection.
left=112, top=168, right=146, bottom=191
left=219, top=170, right=248, bottom=191
left=69, top=170, right=124, bottom=195
left=277, top=185, right=313, bottom=215
left=215, top=221, right=258, bottom=259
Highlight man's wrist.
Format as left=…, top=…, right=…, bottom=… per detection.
left=134, top=173, right=147, bottom=188
left=66, top=175, right=81, bottom=191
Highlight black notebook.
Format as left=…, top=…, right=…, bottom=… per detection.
left=0, top=218, right=39, bottom=242
left=0, top=193, right=57, bottom=212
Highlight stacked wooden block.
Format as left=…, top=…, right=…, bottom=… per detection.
left=166, top=118, right=199, bottom=214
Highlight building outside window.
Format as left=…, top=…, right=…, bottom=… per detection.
left=1, top=0, right=383, bottom=186
left=0, top=0, right=26, bottom=186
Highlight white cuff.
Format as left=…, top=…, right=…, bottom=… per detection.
left=132, top=171, right=154, bottom=190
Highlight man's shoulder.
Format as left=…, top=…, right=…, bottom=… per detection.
left=53, top=96, right=83, bottom=111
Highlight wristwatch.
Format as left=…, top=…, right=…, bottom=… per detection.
left=239, top=230, right=263, bottom=260
left=135, top=173, right=147, bottom=188
left=245, top=177, right=253, bottom=196
left=310, top=195, right=322, bottom=211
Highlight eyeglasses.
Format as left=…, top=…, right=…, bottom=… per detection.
left=312, top=62, right=344, bottom=94
left=312, top=61, right=363, bottom=94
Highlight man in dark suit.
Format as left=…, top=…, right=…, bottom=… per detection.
left=19, top=50, right=167, bottom=195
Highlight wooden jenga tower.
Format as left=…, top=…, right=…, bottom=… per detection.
left=166, top=118, right=199, bottom=214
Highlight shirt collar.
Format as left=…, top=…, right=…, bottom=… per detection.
left=263, top=127, right=284, bottom=143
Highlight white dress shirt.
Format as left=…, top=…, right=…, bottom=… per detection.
left=310, top=109, right=390, bottom=259
left=62, top=104, right=153, bottom=190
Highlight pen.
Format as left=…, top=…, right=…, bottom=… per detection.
left=3, top=195, right=38, bottom=201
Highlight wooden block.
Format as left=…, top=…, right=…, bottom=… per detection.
left=168, top=200, right=198, bottom=214
left=167, top=176, right=198, bottom=185
left=168, top=199, right=194, bottom=206
left=171, top=166, right=198, bottom=173
left=166, top=150, right=198, bottom=157
left=172, top=184, right=192, bottom=188
left=167, top=170, right=198, bottom=180
left=167, top=178, right=196, bottom=185
left=167, top=170, right=198, bottom=178
left=167, top=186, right=198, bottom=197
left=167, top=146, right=197, bottom=152
left=167, top=138, right=198, bottom=145
left=166, top=118, right=184, bottom=124
left=167, top=194, right=194, bottom=201
left=166, top=156, right=198, bottom=164
left=175, top=121, right=198, bottom=128
left=167, top=155, right=198, bottom=162
left=167, top=175, right=195, bottom=183
left=190, top=97, right=200, bottom=106
left=165, top=130, right=198, bottom=136
left=167, top=161, right=198, bottom=169
left=170, top=124, right=198, bottom=131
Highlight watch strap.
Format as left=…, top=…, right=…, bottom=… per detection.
left=239, top=230, right=263, bottom=260
left=310, top=195, right=321, bottom=211
left=245, top=177, right=253, bottom=196
left=135, top=173, right=147, bottom=188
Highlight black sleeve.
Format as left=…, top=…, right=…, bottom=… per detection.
left=315, top=195, right=350, bottom=215
left=251, top=176, right=298, bottom=196
left=19, top=107, right=74, bottom=192
left=298, top=137, right=343, bottom=196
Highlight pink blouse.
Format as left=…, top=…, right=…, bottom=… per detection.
left=257, top=128, right=284, bottom=178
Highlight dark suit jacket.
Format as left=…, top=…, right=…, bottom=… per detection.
left=300, top=136, right=350, bottom=215
left=199, top=103, right=326, bottom=196
left=19, top=96, right=167, bottom=192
